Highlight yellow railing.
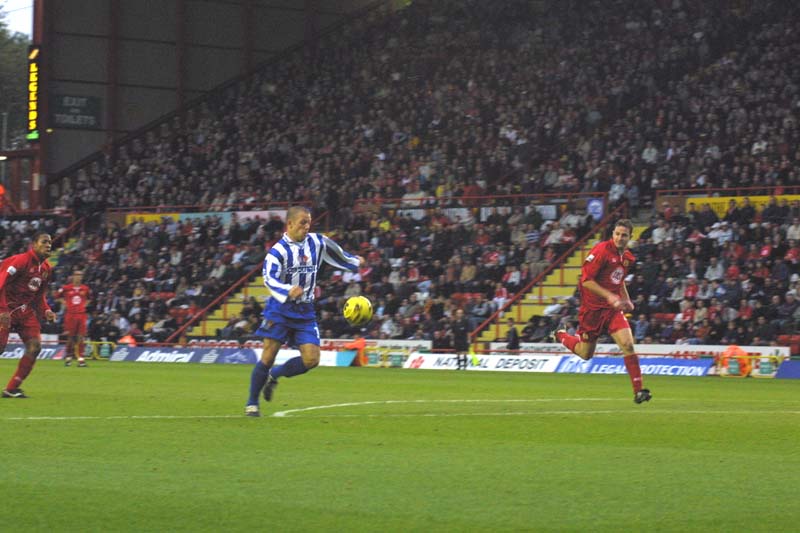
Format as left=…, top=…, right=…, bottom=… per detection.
left=82, top=341, right=117, bottom=360
left=717, top=354, right=786, bottom=378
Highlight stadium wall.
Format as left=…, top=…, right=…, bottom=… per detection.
left=3, top=339, right=796, bottom=379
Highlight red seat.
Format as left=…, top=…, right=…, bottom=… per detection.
left=777, top=335, right=800, bottom=354
left=652, top=313, right=676, bottom=323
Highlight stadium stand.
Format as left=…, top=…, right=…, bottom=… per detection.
left=24, top=0, right=799, bottom=350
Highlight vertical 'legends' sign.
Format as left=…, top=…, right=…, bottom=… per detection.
left=27, top=45, right=41, bottom=142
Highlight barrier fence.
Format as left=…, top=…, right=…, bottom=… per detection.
left=2, top=341, right=797, bottom=378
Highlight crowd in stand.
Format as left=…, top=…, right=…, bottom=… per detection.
left=608, top=198, right=800, bottom=347
left=220, top=203, right=593, bottom=343
left=57, top=215, right=269, bottom=343
left=6, top=0, right=799, bottom=350
left=53, top=0, right=788, bottom=218
left=585, top=6, right=800, bottom=205
left=1, top=214, right=266, bottom=343
left=1, top=202, right=590, bottom=345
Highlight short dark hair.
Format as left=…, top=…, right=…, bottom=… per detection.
left=614, top=219, right=633, bottom=233
left=32, top=232, right=51, bottom=244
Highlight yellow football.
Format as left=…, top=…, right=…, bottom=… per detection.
left=343, top=295, right=373, bottom=326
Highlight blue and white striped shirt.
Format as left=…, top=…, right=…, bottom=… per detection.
left=262, top=232, right=360, bottom=305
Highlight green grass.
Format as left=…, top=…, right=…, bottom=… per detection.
left=0, top=361, right=798, bottom=532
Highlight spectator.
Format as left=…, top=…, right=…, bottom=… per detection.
left=506, top=318, right=520, bottom=351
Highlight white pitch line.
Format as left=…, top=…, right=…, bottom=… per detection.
left=271, top=398, right=619, bottom=417
left=3, top=414, right=242, bottom=421
left=274, top=409, right=800, bottom=418
left=3, top=399, right=799, bottom=422
left=271, top=399, right=800, bottom=418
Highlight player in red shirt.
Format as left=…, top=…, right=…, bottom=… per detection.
left=554, top=219, right=652, bottom=403
left=57, top=269, right=91, bottom=367
left=0, top=233, right=57, bottom=398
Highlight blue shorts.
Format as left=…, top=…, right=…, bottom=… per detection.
left=255, top=300, right=320, bottom=347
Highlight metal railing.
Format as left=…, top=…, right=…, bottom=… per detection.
left=163, top=263, right=263, bottom=345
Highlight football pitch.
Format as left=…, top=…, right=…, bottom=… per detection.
left=1, top=360, right=798, bottom=532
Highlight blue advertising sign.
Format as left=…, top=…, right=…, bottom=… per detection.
left=218, top=348, right=259, bottom=365
left=776, top=360, right=800, bottom=379
left=557, top=356, right=713, bottom=376
left=109, top=346, right=216, bottom=363
left=1, top=343, right=61, bottom=360
left=108, top=346, right=357, bottom=367
left=587, top=198, right=604, bottom=221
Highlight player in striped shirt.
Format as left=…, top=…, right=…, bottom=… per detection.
left=245, top=206, right=363, bottom=416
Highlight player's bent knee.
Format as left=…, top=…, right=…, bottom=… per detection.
left=575, top=343, right=595, bottom=361
left=26, top=340, right=42, bottom=358
left=260, top=340, right=281, bottom=365
left=619, top=342, right=635, bottom=354
left=302, top=352, right=320, bottom=369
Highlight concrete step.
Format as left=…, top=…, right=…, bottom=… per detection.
left=187, top=277, right=270, bottom=337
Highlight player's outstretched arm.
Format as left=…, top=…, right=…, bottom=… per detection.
left=321, top=235, right=360, bottom=272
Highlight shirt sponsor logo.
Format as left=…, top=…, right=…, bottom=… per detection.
left=286, top=265, right=316, bottom=275
left=28, top=277, right=42, bottom=291
left=610, top=267, right=624, bottom=284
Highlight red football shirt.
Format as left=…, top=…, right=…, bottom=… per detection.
left=580, top=239, right=635, bottom=311
left=58, top=284, right=91, bottom=314
left=0, top=248, right=53, bottom=316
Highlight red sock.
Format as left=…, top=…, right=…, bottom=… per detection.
left=65, top=340, right=74, bottom=359
left=6, top=357, right=35, bottom=390
left=557, top=331, right=581, bottom=354
left=77, top=341, right=85, bottom=361
left=624, top=354, right=643, bottom=393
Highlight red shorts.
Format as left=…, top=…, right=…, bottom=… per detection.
left=577, top=306, right=630, bottom=343
left=0, top=311, right=42, bottom=346
left=63, top=313, right=88, bottom=336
